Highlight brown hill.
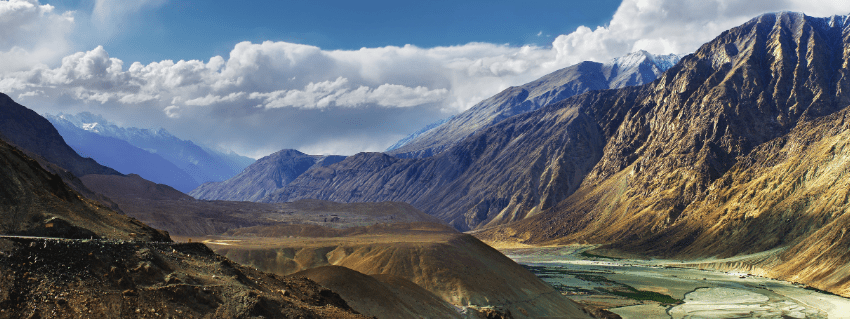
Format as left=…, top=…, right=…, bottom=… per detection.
left=79, top=173, right=444, bottom=237
left=295, top=266, right=462, bottom=319
left=208, top=223, right=591, bottom=319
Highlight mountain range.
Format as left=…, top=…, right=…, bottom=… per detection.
left=187, top=12, right=850, bottom=297
left=45, top=112, right=254, bottom=193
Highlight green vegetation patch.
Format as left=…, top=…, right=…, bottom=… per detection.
left=580, top=250, right=623, bottom=260
left=599, top=287, right=683, bottom=304
left=524, top=265, right=682, bottom=304
left=804, top=285, right=839, bottom=297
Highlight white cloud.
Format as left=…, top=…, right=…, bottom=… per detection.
left=0, top=0, right=75, bottom=72
left=1, top=0, right=847, bottom=156
left=185, top=92, right=246, bottom=106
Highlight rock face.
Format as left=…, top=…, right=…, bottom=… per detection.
left=190, top=149, right=345, bottom=201
left=387, top=50, right=680, bottom=158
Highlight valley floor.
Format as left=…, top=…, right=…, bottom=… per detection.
left=501, top=245, right=850, bottom=319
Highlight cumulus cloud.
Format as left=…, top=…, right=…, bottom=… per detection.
left=0, top=0, right=75, bottom=72
left=1, top=0, right=847, bottom=157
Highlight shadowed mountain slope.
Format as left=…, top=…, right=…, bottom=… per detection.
left=388, top=50, right=680, bottom=158
left=0, top=97, right=369, bottom=319
left=190, top=149, right=345, bottom=201
left=0, top=94, right=118, bottom=178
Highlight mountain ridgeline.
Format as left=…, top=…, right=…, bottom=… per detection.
left=387, top=50, right=681, bottom=158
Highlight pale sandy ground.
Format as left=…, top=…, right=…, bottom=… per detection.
left=502, top=245, right=850, bottom=319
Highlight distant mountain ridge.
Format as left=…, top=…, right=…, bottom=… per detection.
left=46, top=115, right=200, bottom=192
left=387, top=50, right=681, bottom=158
left=189, top=149, right=346, bottom=201
left=45, top=112, right=254, bottom=192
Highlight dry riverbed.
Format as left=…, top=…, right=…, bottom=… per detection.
left=501, top=245, right=850, bottom=319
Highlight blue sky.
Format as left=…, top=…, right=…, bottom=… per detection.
left=0, top=0, right=847, bottom=158
left=53, top=0, right=622, bottom=64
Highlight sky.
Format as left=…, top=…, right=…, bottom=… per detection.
left=0, top=0, right=847, bottom=158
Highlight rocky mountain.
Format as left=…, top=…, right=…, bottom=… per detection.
left=388, top=50, right=681, bottom=158
left=190, top=149, right=345, bottom=201
left=45, top=115, right=200, bottom=193
left=46, top=112, right=254, bottom=186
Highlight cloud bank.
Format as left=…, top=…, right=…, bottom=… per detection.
left=0, top=0, right=846, bottom=157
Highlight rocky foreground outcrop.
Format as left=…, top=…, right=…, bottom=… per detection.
left=0, top=238, right=366, bottom=319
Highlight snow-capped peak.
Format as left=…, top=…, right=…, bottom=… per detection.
left=605, top=50, right=682, bottom=71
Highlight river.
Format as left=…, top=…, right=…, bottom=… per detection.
left=501, top=246, right=850, bottom=319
